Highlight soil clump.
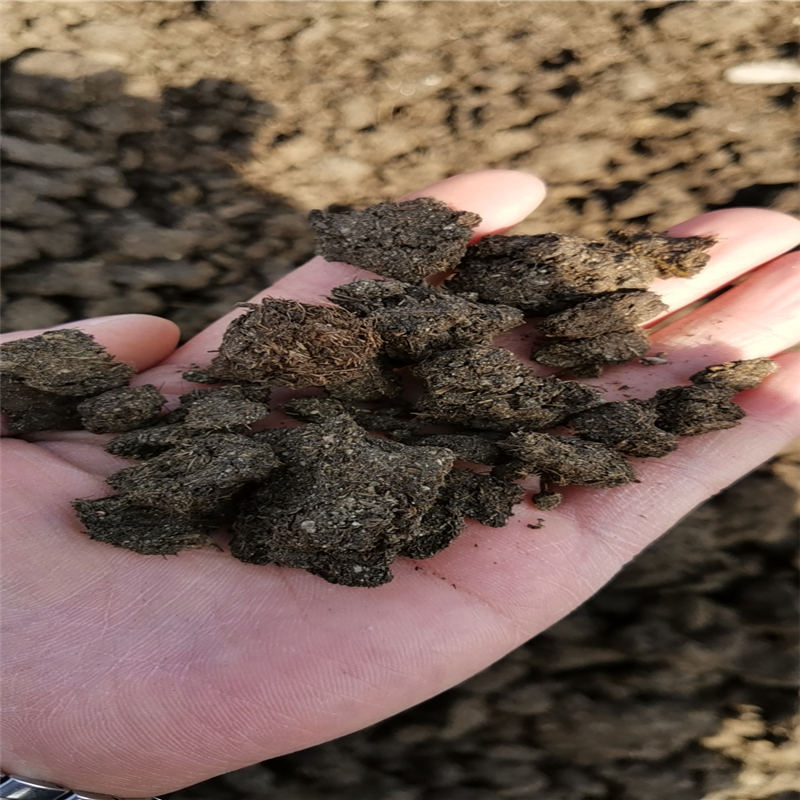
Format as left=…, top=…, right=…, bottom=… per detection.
left=309, top=198, right=481, bottom=283
left=0, top=204, right=775, bottom=589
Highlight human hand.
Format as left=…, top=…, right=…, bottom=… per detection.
left=2, top=170, right=799, bottom=796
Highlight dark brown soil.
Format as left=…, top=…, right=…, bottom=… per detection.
left=2, top=1, right=797, bottom=797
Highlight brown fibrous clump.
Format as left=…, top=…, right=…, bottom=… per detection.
left=0, top=197, right=775, bottom=588
left=182, top=297, right=396, bottom=401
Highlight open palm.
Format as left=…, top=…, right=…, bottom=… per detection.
left=2, top=171, right=799, bottom=797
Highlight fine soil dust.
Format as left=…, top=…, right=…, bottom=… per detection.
left=1, top=1, right=798, bottom=797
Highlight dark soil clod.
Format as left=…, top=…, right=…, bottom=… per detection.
left=230, top=416, right=455, bottom=587
left=73, top=494, right=215, bottom=555
left=331, top=279, right=524, bottom=361
left=182, top=297, right=397, bottom=401
left=390, top=432, right=506, bottom=465
left=283, top=396, right=416, bottom=432
left=446, top=233, right=658, bottom=314
left=105, top=433, right=279, bottom=516
left=532, top=328, right=652, bottom=377
left=532, top=489, right=563, bottom=511
left=497, top=432, right=638, bottom=488
left=689, top=357, right=777, bottom=393
left=607, top=231, right=716, bottom=278
left=537, top=291, right=668, bottom=340
left=653, top=358, right=777, bottom=437
left=2, top=196, right=774, bottom=587
left=569, top=400, right=679, bottom=458
left=78, top=384, right=165, bottom=433
left=0, top=328, right=134, bottom=395
left=309, top=197, right=481, bottom=283
left=653, top=385, right=746, bottom=436
left=411, top=346, right=604, bottom=430
left=1, top=328, right=136, bottom=434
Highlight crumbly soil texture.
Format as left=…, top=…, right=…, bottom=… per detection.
left=4, top=196, right=751, bottom=591
left=2, top=2, right=797, bottom=797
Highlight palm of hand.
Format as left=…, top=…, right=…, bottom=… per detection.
left=2, top=171, right=799, bottom=796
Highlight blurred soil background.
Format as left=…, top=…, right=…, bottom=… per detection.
left=1, top=1, right=798, bottom=798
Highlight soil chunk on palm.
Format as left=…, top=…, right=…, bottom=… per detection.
left=533, top=329, right=652, bottom=377
left=1, top=328, right=135, bottom=434
left=283, top=396, right=415, bottom=432
left=182, top=298, right=397, bottom=401
left=176, top=385, right=271, bottom=432
left=653, top=358, right=777, bottom=437
left=447, top=234, right=658, bottom=314
left=78, top=385, right=165, bottom=433
left=412, top=347, right=603, bottom=431
left=570, top=400, right=679, bottom=458
left=538, top=291, right=667, bottom=339
left=106, top=423, right=199, bottom=459
left=533, top=489, right=563, bottom=510
left=498, top=431, right=637, bottom=487
left=0, top=375, right=83, bottom=435
left=331, top=279, right=523, bottom=361
left=608, top=231, right=716, bottom=278
left=391, top=432, right=506, bottom=465
left=309, top=197, right=481, bottom=283
left=690, top=358, right=777, bottom=393
left=106, top=433, right=280, bottom=516
left=653, top=386, right=745, bottom=436
left=230, top=416, right=455, bottom=586
left=0, top=328, right=134, bottom=395
left=401, top=469, right=523, bottom=560
left=73, top=495, right=214, bottom=555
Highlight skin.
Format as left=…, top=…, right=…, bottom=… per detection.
left=1, top=170, right=799, bottom=796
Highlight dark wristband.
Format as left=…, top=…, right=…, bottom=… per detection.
left=0, top=774, right=159, bottom=800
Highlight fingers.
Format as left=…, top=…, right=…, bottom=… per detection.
left=164, top=170, right=546, bottom=369
left=593, top=249, right=800, bottom=399
left=652, top=207, right=800, bottom=317
left=0, top=315, right=180, bottom=374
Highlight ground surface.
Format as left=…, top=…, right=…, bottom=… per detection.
left=1, top=2, right=798, bottom=798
